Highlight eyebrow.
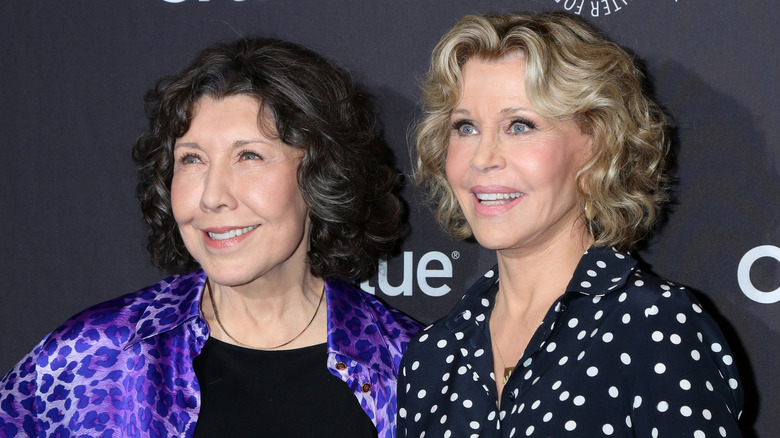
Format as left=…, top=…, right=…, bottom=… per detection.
left=450, top=106, right=534, bottom=117
left=173, top=138, right=268, bottom=150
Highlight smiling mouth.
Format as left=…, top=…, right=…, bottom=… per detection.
left=475, top=192, right=523, bottom=206
left=207, top=225, right=259, bottom=241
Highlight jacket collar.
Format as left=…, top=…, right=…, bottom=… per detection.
left=325, top=277, right=397, bottom=378
left=125, top=270, right=207, bottom=349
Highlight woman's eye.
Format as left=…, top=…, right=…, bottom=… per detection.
left=452, top=120, right=478, bottom=136
left=510, top=122, right=530, bottom=134
left=239, top=150, right=263, bottom=161
left=179, top=153, right=202, bottom=164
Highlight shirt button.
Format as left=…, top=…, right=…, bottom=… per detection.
left=361, top=382, right=371, bottom=393
left=335, top=362, right=347, bottom=371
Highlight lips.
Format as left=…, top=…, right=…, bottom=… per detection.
left=470, top=186, right=524, bottom=216
left=202, top=225, right=259, bottom=248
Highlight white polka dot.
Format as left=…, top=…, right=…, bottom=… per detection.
left=525, top=426, right=534, bottom=436
left=622, top=314, right=631, bottom=324
left=485, top=270, right=495, bottom=278
left=651, top=331, right=664, bottom=342
left=577, top=351, right=586, bottom=361
left=702, top=409, right=712, bottom=420
left=706, top=381, right=714, bottom=391
left=552, top=380, right=562, bottom=390
left=457, top=366, right=467, bottom=375
left=568, top=318, right=579, bottom=328
left=680, top=379, right=691, bottom=390
left=618, top=292, right=628, bottom=302
left=430, top=404, right=438, bottom=413
left=543, top=412, right=553, bottom=422
left=608, top=386, right=619, bottom=398
left=450, top=393, right=458, bottom=401
left=460, top=348, right=469, bottom=357
left=442, top=372, right=450, bottom=381
left=635, top=280, right=644, bottom=287
left=719, top=426, right=727, bottom=437
left=581, top=281, right=592, bottom=288
left=411, top=361, right=420, bottom=370
left=558, top=356, right=569, bottom=366
left=455, top=332, right=464, bottom=340
left=587, top=366, right=599, bottom=377
left=476, top=313, right=486, bottom=322
left=531, top=399, right=541, bottom=409
left=594, top=310, right=604, bottom=320
left=437, top=339, right=447, bottom=348
left=462, top=310, right=472, bottom=320
left=559, top=391, right=570, bottom=401
left=441, top=385, right=448, bottom=394
left=676, top=313, right=687, bottom=323
left=444, top=431, right=451, bottom=438
left=652, top=428, right=659, bottom=438
left=524, top=370, right=533, bottom=380
left=645, top=305, right=659, bottom=316
left=462, top=399, right=473, bottom=408
left=602, top=332, right=614, bottom=343
left=626, top=416, right=632, bottom=427
left=692, top=303, right=702, bottom=313
left=654, top=363, right=666, bottom=374
left=711, top=343, right=722, bottom=353
left=587, top=270, right=597, bottom=277
left=694, top=431, right=705, bottom=438
left=474, top=349, right=485, bottom=357
left=597, top=261, right=606, bottom=268
left=487, top=411, right=496, bottom=421
left=602, top=424, right=614, bottom=435
left=546, top=342, right=557, bottom=352
left=592, top=296, right=602, bottom=304
left=481, top=298, right=490, bottom=307
left=691, top=350, right=701, bottom=361
left=577, top=330, right=586, bottom=340
left=670, top=334, right=682, bottom=344
left=417, top=389, right=426, bottom=399
left=729, top=378, right=738, bottom=389
left=633, top=395, right=642, bottom=408
left=657, top=401, right=669, bottom=412
left=414, top=413, right=421, bottom=422
left=681, top=406, right=692, bottom=417
left=723, top=355, right=733, bottom=365
left=469, top=421, right=480, bottom=429
left=399, top=408, right=406, bottom=418
left=573, top=395, right=585, bottom=406
left=523, top=357, right=533, bottom=367
left=615, top=253, right=625, bottom=259
left=565, top=420, right=577, bottom=431
left=620, top=353, right=631, bottom=365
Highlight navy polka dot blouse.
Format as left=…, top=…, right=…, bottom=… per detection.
left=397, top=246, right=743, bottom=437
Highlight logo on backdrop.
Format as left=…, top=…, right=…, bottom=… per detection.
left=361, top=250, right=457, bottom=297
left=738, top=245, right=780, bottom=304
left=549, top=0, right=650, bottom=17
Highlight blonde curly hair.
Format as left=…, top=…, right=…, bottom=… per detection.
left=414, top=11, right=669, bottom=250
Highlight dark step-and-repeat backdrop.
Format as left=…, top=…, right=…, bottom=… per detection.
left=1, top=1, right=777, bottom=436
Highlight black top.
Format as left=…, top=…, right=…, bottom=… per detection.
left=398, top=246, right=743, bottom=437
left=193, top=338, right=377, bottom=438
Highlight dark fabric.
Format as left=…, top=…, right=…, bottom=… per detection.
left=194, top=338, right=377, bottom=438
left=398, top=246, right=743, bottom=437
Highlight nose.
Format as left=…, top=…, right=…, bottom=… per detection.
left=469, top=132, right=505, bottom=173
left=199, top=163, right=238, bottom=212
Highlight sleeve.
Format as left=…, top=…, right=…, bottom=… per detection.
left=627, top=285, right=744, bottom=437
left=0, top=337, right=48, bottom=438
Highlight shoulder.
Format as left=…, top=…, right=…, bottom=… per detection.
left=327, top=278, right=422, bottom=345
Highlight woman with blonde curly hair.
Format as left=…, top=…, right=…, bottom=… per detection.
left=398, top=11, right=743, bottom=437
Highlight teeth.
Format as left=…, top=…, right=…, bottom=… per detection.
left=208, top=225, right=259, bottom=241
left=475, top=192, right=523, bottom=201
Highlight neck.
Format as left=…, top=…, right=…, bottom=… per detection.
left=494, top=225, right=592, bottom=317
left=202, top=267, right=327, bottom=349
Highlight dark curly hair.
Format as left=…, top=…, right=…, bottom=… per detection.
left=132, top=38, right=401, bottom=281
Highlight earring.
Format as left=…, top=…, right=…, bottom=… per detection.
left=584, top=199, right=595, bottom=221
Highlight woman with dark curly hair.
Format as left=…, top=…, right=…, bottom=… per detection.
left=0, top=38, right=420, bottom=438
left=398, top=11, right=743, bottom=437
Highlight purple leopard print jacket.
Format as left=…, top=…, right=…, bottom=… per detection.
left=0, top=271, right=421, bottom=438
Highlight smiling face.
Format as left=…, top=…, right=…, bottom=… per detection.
left=445, top=55, right=593, bottom=255
left=171, top=95, right=310, bottom=287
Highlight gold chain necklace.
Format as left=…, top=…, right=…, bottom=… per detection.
left=491, top=335, right=515, bottom=384
left=205, top=279, right=324, bottom=350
